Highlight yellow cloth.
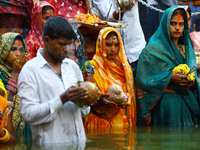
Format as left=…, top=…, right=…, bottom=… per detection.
left=0, top=79, right=7, bottom=99
left=84, top=27, right=136, bottom=129
left=0, top=80, right=8, bottom=128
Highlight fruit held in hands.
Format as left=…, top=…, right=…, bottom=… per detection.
left=107, top=84, right=126, bottom=105
left=77, top=81, right=100, bottom=104
left=172, top=64, right=195, bottom=81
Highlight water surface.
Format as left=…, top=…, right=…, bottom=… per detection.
left=3, top=126, right=200, bottom=150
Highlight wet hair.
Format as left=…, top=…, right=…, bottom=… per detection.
left=42, top=6, right=54, bottom=15
left=106, top=31, right=118, bottom=39
left=43, top=16, right=76, bottom=40
left=171, top=8, right=185, bottom=18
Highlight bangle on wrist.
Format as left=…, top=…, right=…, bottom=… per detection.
left=0, top=128, right=10, bottom=143
left=7, top=78, right=17, bottom=89
left=9, top=78, right=17, bottom=84
left=6, top=85, right=17, bottom=94
left=120, top=96, right=128, bottom=106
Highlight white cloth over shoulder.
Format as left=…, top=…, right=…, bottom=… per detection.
left=93, top=0, right=146, bottom=63
left=18, top=48, right=90, bottom=145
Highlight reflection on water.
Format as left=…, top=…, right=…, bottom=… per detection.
left=2, top=126, right=200, bottom=149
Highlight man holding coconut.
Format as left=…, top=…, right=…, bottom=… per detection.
left=18, top=16, right=91, bottom=145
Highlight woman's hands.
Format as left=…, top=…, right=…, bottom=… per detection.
left=13, top=53, right=27, bottom=73
left=10, top=53, right=27, bottom=81
left=97, top=93, right=117, bottom=107
left=170, top=73, right=195, bottom=88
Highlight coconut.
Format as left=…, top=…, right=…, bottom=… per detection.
left=107, top=84, right=126, bottom=104
left=78, top=81, right=100, bottom=104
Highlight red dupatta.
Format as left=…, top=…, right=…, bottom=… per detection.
left=25, top=1, right=56, bottom=60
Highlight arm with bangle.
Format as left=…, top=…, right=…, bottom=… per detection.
left=0, top=71, right=18, bottom=144
left=0, top=80, right=16, bottom=144
left=0, top=54, right=27, bottom=144
left=6, top=71, right=18, bottom=102
left=0, top=113, right=16, bottom=144
left=6, top=53, right=27, bottom=101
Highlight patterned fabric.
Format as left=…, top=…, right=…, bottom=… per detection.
left=136, top=6, right=200, bottom=126
left=84, top=27, right=136, bottom=128
left=71, top=25, right=95, bottom=75
left=0, top=79, right=6, bottom=98
left=0, top=32, right=27, bottom=135
left=0, top=80, right=8, bottom=129
left=25, top=1, right=91, bottom=71
left=0, top=0, right=33, bottom=29
left=26, top=1, right=56, bottom=60
left=45, top=0, right=87, bottom=20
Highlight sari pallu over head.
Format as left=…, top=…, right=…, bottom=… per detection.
left=135, top=6, right=200, bottom=125
left=26, top=1, right=56, bottom=60
left=0, top=32, right=27, bottom=135
left=0, top=32, right=26, bottom=85
left=90, top=27, right=136, bottom=125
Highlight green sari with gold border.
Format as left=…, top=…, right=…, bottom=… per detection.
left=0, top=32, right=31, bottom=145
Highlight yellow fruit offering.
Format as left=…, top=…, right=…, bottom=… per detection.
left=75, top=13, right=102, bottom=24
left=172, top=64, right=195, bottom=81
left=78, top=81, right=100, bottom=104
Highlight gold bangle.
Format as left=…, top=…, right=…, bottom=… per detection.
left=0, top=128, right=10, bottom=143
left=120, top=96, right=128, bottom=106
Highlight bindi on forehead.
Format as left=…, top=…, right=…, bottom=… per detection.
left=112, top=36, right=118, bottom=43
left=177, top=11, right=182, bottom=24
left=13, top=39, right=23, bottom=47
left=106, top=36, right=119, bottom=43
left=15, top=39, right=21, bottom=45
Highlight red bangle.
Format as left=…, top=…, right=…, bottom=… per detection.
left=6, top=85, right=17, bottom=94
left=7, top=80, right=17, bottom=89
left=9, top=78, right=17, bottom=84
left=7, top=78, right=17, bottom=88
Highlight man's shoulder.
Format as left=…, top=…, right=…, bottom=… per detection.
left=63, top=58, right=75, bottom=64
left=23, top=57, right=40, bottom=70
left=63, top=58, right=79, bottom=68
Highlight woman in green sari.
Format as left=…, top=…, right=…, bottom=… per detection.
left=136, top=6, right=200, bottom=126
left=0, top=32, right=29, bottom=145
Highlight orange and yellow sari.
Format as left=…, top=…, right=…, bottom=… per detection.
left=84, top=27, right=136, bottom=132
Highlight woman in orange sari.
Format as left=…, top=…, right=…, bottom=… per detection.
left=84, top=27, right=136, bottom=131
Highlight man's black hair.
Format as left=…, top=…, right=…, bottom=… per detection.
left=43, top=16, right=76, bottom=40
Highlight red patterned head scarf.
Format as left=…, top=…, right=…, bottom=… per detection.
left=25, top=1, right=56, bottom=60
left=45, top=0, right=87, bottom=20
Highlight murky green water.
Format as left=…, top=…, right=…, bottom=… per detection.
left=3, top=126, right=200, bottom=150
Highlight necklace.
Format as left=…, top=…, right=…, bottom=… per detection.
left=178, top=44, right=184, bottom=53
left=177, top=44, right=185, bottom=57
